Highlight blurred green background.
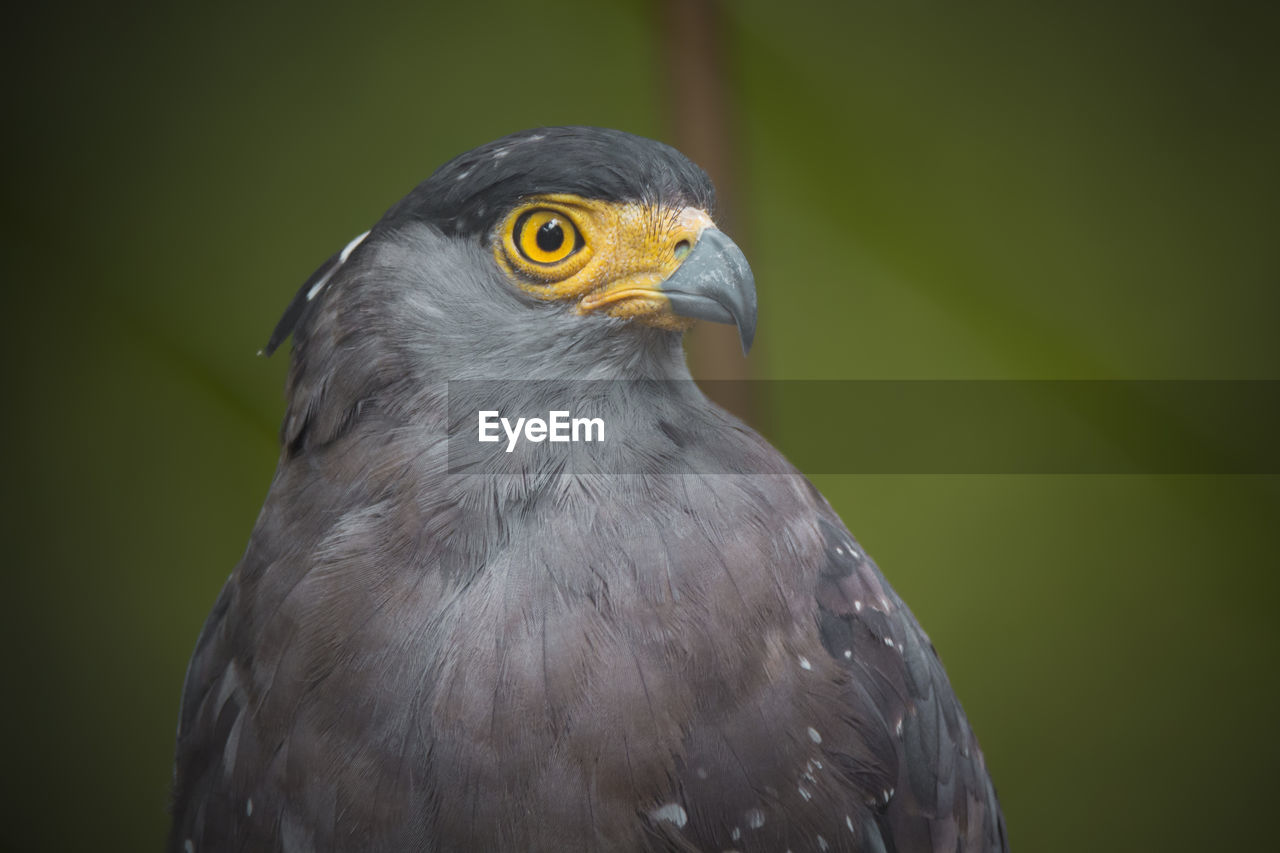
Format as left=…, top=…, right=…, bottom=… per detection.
left=4, top=1, right=1278, bottom=850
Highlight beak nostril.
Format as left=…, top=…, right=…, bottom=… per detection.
left=673, top=240, right=691, bottom=261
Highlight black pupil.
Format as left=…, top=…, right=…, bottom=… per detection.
left=536, top=219, right=565, bottom=253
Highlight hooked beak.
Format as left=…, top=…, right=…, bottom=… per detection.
left=660, top=228, right=757, bottom=355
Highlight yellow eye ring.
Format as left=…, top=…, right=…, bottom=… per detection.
left=498, top=202, right=594, bottom=284
left=514, top=209, right=581, bottom=265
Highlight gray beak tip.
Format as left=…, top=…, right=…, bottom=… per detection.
left=662, top=228, right=758, bottom=359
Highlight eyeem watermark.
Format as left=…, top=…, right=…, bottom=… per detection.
left=478, top=410, right=605, bottom=453
left=448, top=379, right=1280, bottom=474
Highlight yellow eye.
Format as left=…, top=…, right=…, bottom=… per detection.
left=496, top=197, right=595, bottom=287
left=514, top=209, right=581, bottom=265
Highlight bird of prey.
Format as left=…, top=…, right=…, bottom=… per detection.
left=170, top=127, right=1007, bottom=852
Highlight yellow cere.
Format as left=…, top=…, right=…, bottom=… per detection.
left=494, top=194, right=715, bottom=330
